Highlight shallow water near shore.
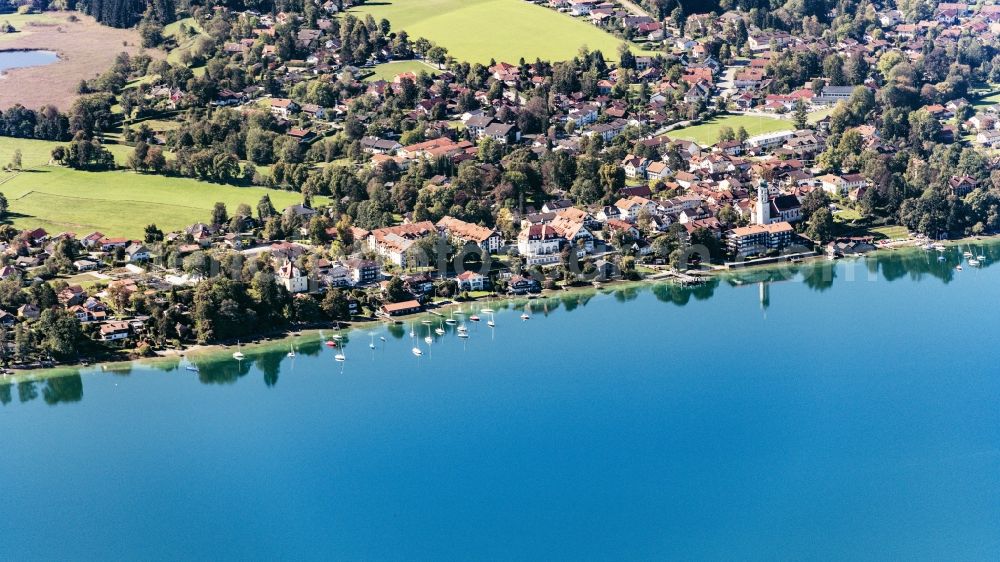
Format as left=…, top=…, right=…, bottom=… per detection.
left=3, top=245, right=1000, bottom=559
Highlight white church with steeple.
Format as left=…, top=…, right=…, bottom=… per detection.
left=754, top=180, right=770, bottom=225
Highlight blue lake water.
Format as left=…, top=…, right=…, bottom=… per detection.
left=3, top=247, right=1000, bottom=560
left=0, top=49, right=58, bottom=73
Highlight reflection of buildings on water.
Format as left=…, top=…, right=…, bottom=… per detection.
left=759, top=281, right=770, bottom=313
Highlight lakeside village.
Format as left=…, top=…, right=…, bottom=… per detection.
left=8, top=0, right=1000, bottom=367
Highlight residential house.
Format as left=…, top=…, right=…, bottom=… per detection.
left=436, top=216, right=503, bottom=254
left=278, top=259, right=309, bottom=293
left=455, top=271, right=488, bottom=292
left=368, top=222, right=437, bottom=267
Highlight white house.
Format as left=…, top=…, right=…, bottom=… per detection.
left=517, top=224, right=565, bottom=266
left=278, top=260, right=308, bottom=293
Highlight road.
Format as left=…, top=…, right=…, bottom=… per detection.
left=617, top=0, right=653, bottom=19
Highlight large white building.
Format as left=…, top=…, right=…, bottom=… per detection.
left=517, top=224, right=565, bottom=266
left=278, top=260, right=308, bottom=293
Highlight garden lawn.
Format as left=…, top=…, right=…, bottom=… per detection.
left=871, top=225, right=909, bottom=240
left=364, top=60, right=439, bottom=81
left=1, top=165, right=322, bottom=238
left=668, top=114, right=794, bottom=147
left=350, top=0, right=639, bottom=64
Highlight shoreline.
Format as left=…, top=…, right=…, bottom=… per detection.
left=6, top=232, right=999, bottom=380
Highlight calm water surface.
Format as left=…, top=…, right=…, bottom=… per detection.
left=3, top=247, right=1000, bottom=560
left=0, top=49, right=58, bottom=73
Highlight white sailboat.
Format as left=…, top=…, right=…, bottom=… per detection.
left=232, top=341, right=245, bottom=361
left=411, top=325, right=422, bottom=356
left=287, top=344, right=296, bottom=358
left=487, top=312, right=495, bottom=328
left=444, top=310, right=457, bottom=325
left=424, top=325, right=433, bottom=345
left=335, top=345, right=346, bottom=362
left=369, top=333, right=376, bottom=350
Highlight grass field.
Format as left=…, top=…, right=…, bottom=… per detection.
left=364, top=60, right=439, bottom=81
left=973, top=90, right=1000, bottom=109
left=0, top=137, right=137, bottom=182
left=164, top=17, right=208, bottom=69
left=350, top=0, right=639, bottom=63
left=668, top=114, right=794, bottom=146
left=0, top=12, right=61, bottom=42
left=1, top=166, right=320, bottom=237
left=0, top=138, right=321, bottom=237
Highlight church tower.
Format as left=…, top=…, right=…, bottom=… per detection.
left=755, top=180, right=770, bottom=225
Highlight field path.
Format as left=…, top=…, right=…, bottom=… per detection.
left=617, top=0, right=654, bottom=19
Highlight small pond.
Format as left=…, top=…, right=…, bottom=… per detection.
left=0, top=49, right=58, bottom=73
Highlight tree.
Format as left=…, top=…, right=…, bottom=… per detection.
left=144, top=224, right=164, bottom=243
left=9, top=149, right=21, bottom=171
left=257, top=194, right=276, bottom=220
left=792, top=99, right=808, bottom=130
left=322, top=289, right=351, bottom=320
left=384, top=276, right=410, bottom=303
left=36, top=308, right=83, bottom=360
left=211, top=202, right=228, bottom=227
left=0, top=192, right=7, bottom=220
left=805, top=207, right=834, bottom=243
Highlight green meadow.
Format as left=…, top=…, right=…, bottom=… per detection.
left=668, top=114, right=795, bottom=146
left=0, top=137, right=319, bottom=238
left=350, top=0, right=640, bottom=64
left=364, top=60, right=439, bottom=81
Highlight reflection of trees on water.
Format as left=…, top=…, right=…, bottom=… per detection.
left=0, top=373, right=84, bottom=407
left=298, top=339, right=323, bottom=357
left=146, top=359, right=181, bottom=373
left=255, top=351, right=283, bottom=388
left=42, top=374, right=83, bottom=404
left=651, top=277, right=721, bottom=306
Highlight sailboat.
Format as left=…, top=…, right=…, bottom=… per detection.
left=335, top=345, right=346, bottom=362
left=287, top=344, right=296, bottom=358
left=487, top=312, right=495, bottom=328
left=520, top=304, right=531, bottom=321
left=232, top=341, right=245, bottom=360
left=411, top=325, right=422, bottom=356
left=424, top=325, right=433, bottom=345
left=369, top=333, right=376, bottom=350
left=480, top=298, right=494, bottom=314
left=434, top=321, right=445, bottom=336
left=444, top=311, right=457, bottom=325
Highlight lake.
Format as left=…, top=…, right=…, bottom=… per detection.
left=0, top=49, right=58, bottom=74
left=3, top=246, right=1000, bottom=560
